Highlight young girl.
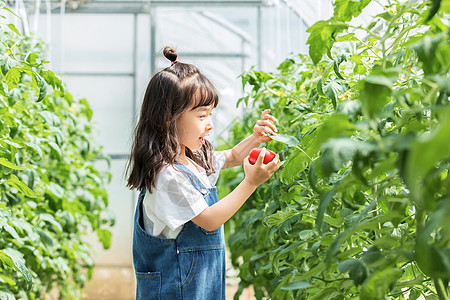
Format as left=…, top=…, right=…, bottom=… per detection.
left=126, top=46, right=280, bottom=300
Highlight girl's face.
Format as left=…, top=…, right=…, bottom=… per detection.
left=176, top=104, right=214, bottom=151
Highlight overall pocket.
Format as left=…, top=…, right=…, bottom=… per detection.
left=199, top=227, right=219, bottom=235
left=135, top=271, right=161, bottom=300
left=179, top=251, right=199, bottom=290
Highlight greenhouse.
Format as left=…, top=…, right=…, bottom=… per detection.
left=0, top=0, right=449, bottom=299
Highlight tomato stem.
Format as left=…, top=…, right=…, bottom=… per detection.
left=296, top=146, right=313, bottom=161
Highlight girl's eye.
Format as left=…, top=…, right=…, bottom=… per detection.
left=200, top=112, right=212, bottom=119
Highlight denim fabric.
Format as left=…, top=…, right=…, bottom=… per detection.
left=133, top=163, right=226, bottom=300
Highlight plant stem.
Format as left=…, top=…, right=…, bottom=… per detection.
left=296, top=146, right=312, bottom=161
left=434, top=278, right=448, bottom=300
left=354, top=36, right=383, bottom=60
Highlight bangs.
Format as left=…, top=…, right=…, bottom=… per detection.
left=188, top=74, right=219, bottom=110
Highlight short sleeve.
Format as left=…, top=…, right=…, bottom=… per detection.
left=208, top=150, right=228, bottom=185
left=149, top=167, right=209, bottom=231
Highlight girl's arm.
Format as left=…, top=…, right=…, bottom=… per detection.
left=192, top=148, right=280, bottom=231
left=222, top=109, right=278, bottom=169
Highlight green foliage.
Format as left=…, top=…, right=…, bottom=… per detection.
left=0, top=3, right=113, bottom=298
left=220, top=0, right=450, bottom=299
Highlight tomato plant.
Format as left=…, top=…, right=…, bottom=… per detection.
left=218, top=0, right=449, bottom=299
left=0, top=2, right=114, bottom=298
left=249, top=148, right=276, bottom=165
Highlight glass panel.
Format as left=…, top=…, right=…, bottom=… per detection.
left=62, top=75, right=134, bottom=155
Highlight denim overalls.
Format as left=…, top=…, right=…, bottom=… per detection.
left=132, top=163, right=226, bottom=300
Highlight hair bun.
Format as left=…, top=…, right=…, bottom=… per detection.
left=163, top=46, right=178, bottom=62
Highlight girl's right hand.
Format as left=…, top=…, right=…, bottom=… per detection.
left=243, top=148, right=281, bottom=187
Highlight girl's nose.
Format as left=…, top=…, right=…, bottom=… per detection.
left=206, top=120, right=213, bottom=131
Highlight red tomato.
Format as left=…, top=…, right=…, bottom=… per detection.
left=248, top=148, right=276, bottom=165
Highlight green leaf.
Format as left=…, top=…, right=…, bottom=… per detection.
left=415, top=202, right=450, bottom=279
left=24, top=142, right=43, bottom=158
left=97, top=229, right=112, bottom=249
left=268, top=133, right=299, bottom=147
left=280, top=280, right=311, bottom=290
left=5, top=67, right=22, bottom=90
left=323, top=79, right=342, bottom=109
left=281, top=148, right=309, bottom=184
left=411, top=33, right=445, bottom=74
left=25, top=53, right=39, bottom=66
left=333, top=0, right=371, bottom=22
left=320, top=138, right=358, bottom=177
left=299, top=229, right=315, bottom=240
left=306, top=20, right=348, bottom=64
left=0, top=55, right=17, bottom=75
left=7, top=24, right=20, bottom=35
left=2, top=248, right=33, bottom=290
left=35, top=73, right=47, bottom=102
left=426, top=0, right=442, bottom=22
left=333, top=54, right=348, bottom=80
left=360, top=268, right=402, bottom=299
left=406, top=106, right=450, bottom=202
left=308, top=114, right=355, bottom=154
left=264, top=207, right=298, bottom=227
left=316, top=191, right=335, bottom=231
left=4, top=174, right=38, bottom=198
left=338, top=259, right=368, bottom=286
left=0, top=288, right=15, bottom=300
left=37, top=229, right=55, bottom=247
left=0, top=250, right=15, bottom=269
left=360, top=74, right=397, bottom=118
left=49, top=141, right=62, bottom=158
left=0, top=157, right=25, bottom=170
left=41, top=69, right=64, bottom=93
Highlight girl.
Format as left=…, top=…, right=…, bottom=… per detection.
left=126, top=46, right=280, bottom=300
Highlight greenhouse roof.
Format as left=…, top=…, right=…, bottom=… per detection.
left=24, top=0, right=278, bottom=14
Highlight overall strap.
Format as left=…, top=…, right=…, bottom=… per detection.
left=174, top=163, right=208, bottom=193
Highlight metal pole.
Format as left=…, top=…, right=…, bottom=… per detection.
left=149, top=2, right=156, bottom=75
left=132, top=13, right=138, bottom=127
left=257, top=5, right=262, bottom=70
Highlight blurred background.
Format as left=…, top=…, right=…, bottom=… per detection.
left=6, top=0, right=336, bottom=298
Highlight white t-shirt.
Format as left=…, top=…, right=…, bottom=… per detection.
left=142, top=151, right=227, bottom=239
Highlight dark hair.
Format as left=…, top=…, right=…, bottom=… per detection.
left=126, top=46, right=219, bottom=192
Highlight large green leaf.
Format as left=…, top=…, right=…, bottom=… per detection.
left=333, top=0, right=371, bottom=22
left=360, top=74, right=396, bottom=118
left=280, top=148, right=309, bottom=184
left=267, top=133, right=299, bottom=148
left=316, top=191, right=335, bottom=231
left=338, top=259, right=368, bottom=285
left=2, top=248, right=32, bottom=290
left=406, top=106, right=450, bottom=201
left=411, top=33, right=446, bottom=74
left=323, top=79, right=342, bottom=109
left=307, top=114, right=355, bottom=154
left=306, top=21, right=348, bottom=65
left=5, top=67, right=22, bottom=90
left=0, top=157, right=25, bottom=170
left=360, top=268, right=402, bottom=299
left=4, top=175, right=38, bottom=198
left=426, top=0, right=443, bottom=22
left=0, top=54, right=17, bottom=75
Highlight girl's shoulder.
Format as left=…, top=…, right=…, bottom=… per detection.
left=155, top=163, right=184, bottom=183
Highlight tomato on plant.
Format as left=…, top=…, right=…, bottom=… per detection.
left=248, top=148, right=276, bottom=165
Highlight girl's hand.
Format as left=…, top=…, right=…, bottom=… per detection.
left=243, top=148, right=281, bottom=187
left=252, top=109, right=278, bottom=143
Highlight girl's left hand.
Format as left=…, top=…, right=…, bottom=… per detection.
left=252, top=109, right=278, bottom=143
